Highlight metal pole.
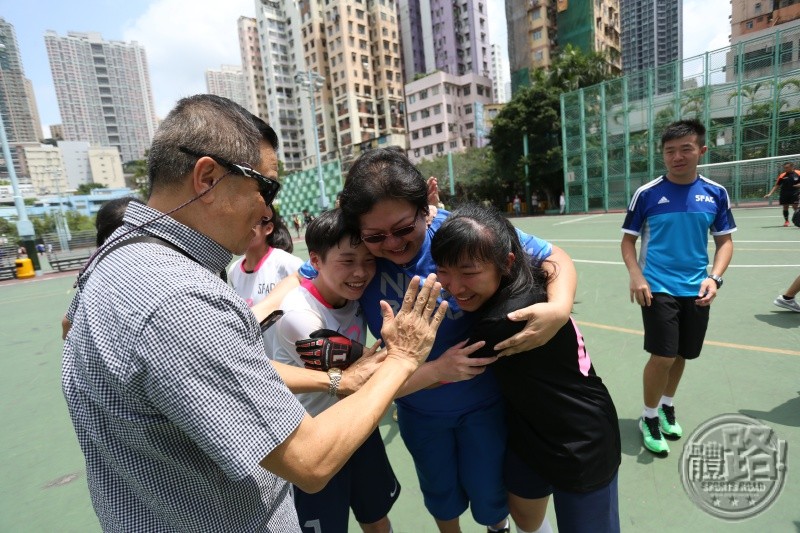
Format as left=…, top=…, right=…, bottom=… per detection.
left=308, top=72, right=328, bottom=211
left=523, top=133, right=530, bottom=214
left=447, top=151, right=455, bottom=196
left=0, top=106, right=41, bottom=272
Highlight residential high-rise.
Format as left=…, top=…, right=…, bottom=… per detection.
left=23, top=78, right=44, bottom=141
left=507, top=0, right=620, bottom=94
left=558, top=0, right=621, bottom=73
left=44, top=31, right=158, bottom=163
left=728, top=0, right=800, bottom=80
left=205, top=65, right=248, bottom=110
left=490, top=43, right=508, bottom=103
left=620, top=0, right=682, bottom=75
left=255, top=0, right=406, bottom=171
left=249, top=6, right=306, bottom=173
left=0, top=18, right=40, bottom=179
left=398, top=0, right=491, bottom=80
left=405, top=71, right=494, bottom=163
left=238, top=16, right=270, bottom=120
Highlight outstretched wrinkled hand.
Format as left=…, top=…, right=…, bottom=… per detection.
left=380, top=274, right=448, bottom=370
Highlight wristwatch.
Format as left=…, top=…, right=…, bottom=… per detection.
left=327, top=367, right=342, bottom=396
left=707, top=274, right=723, bottom=288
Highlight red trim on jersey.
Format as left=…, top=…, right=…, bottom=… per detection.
left=300, top=278, right=334, bottom=309
left=240, top=247, right=274, bottom=273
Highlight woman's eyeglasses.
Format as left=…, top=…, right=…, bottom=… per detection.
left=360, top=215, right=419, bottom=244
left=179, top=146, right=281, bottom=207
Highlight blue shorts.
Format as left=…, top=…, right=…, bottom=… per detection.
left=396, top=399, right=508, bottom=525
left=294, top=428, right=399, bottom=531
left=504, top=449, right=620, bottom=533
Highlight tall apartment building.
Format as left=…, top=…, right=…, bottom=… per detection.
left=238, top=16, right=270, bottom=120
left=205, top=65, right=249, bottom=109
left=250, top=6, right=307, bottom=173
left=23, top=78, right=44, bottom=141
left=0, top=18, right=40, bottom=179
left=44, top=31, right=158, bottom=163
left=620, top=0, right=682, bottom=75
left=398, top=0, right=491, bottom=80
left=405, top=71, right=493, bottom=164
left=729, top=0, right=800, bottom=79
left=490, top=43, right=508, bottom=103
left=558, top=0, right=621, bottom=73
left=312, top=0, right=406, bottom=164
left=507, top=0, right=620, bottom=94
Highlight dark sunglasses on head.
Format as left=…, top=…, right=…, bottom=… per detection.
left=179, top=146, right=281, bottom=206
left=360, top=215, right=419, bottom=244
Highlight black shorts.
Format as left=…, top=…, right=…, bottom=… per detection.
left=641, top=293, right=710, bottom=359
left=779, top=191, right=799, bottom=206
left=293, top=428, right=399, bottom=530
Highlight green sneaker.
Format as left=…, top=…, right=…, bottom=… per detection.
left=659, top=404, right=683, bottom=440
left=640, top=416, right=669, bottom=455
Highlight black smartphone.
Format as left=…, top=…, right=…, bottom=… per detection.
left=259, top=310, right=284, bottom=333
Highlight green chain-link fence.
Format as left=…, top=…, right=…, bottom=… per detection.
left=561, top=26, right=800, bottom=213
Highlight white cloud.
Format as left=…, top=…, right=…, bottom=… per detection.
left=122, top=0, right=254, bottom=119
left=682, top=0, right=731, bottom=59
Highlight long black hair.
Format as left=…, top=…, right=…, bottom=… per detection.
left=430, top=203, right=551, bottom=305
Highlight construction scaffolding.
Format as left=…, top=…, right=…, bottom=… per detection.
left=560, top=26, right=800, bottom=213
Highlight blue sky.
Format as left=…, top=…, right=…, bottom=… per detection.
left=3, top=0, right=730, bottom=137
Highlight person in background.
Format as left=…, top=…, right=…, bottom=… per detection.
left=763, top=162, right=800, bottom=227
left=228, top=205, right=303, bottom=307
left=621, top=119, right=736, bottom=456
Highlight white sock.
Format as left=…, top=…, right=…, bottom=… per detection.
left=660, top=395, right=674, bottom=407
left=643, top=406, right=658, bottom=419
left=516, top=517, right=553, bottom=533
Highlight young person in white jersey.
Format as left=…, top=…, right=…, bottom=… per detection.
left=265, top=208, right=400, bottom=533
left=228, top=206, right=303, bottom=306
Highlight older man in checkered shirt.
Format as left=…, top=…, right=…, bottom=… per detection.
left=62, top=94, right=446, bottom=532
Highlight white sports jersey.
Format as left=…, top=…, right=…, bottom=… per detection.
left=228, top=247, right=304, bottom=307
left=266, top=279, right=367, bottom=416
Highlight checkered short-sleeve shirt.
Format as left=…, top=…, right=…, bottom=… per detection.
left=62, top=202, right=306, bottom=532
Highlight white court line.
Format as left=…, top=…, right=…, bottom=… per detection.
left=573, top=259, right=800, bottom=268
left=553, top=215, right=603, bottom=225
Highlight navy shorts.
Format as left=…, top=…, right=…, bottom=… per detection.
left=504, top=449, right=620, bottom=533
left=294, top=428, right=399, bottom=531
left=396, top=399, right=508, bottom=525
left=641, top=293, right=709, bottom=359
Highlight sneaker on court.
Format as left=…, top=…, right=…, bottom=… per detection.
left=639, top=416, right=669, bottom=455
left=658, top=404, right=683, bottom=439
left=784, top=221, right=790, bottom=227
left=774, top=295, right=800, bottom=312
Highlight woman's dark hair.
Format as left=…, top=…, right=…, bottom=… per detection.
left=339, top=148, right=429, bottom=224
left=265, top=206, right=293, bottom=253
left=95, top=197, right=143, bottom=246
left=430, top=203, right=551, bottom=303
left=305, top=207, right=360, bottom=260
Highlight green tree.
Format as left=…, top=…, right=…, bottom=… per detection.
left=124, top=155, right=149, bottom=199
left=76, top=182, right=106, bottom=195
left=416, top=148, right=496, bottom=205
left=489, top=45, right=617, bottom=199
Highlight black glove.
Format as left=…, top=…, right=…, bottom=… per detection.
left=295, top=329, right=364, bottom=371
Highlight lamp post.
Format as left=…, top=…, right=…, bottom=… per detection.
left=295, top=70, right=328, bottom=211
left=0, top=42, right=40, bottom=271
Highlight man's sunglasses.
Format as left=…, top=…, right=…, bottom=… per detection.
left=179, top=146, right=280, bottom=206
left=360, top=214, right=419, bottom=244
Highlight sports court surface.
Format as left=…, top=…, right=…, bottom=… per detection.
left=1, top=206, right=798, bottom=532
